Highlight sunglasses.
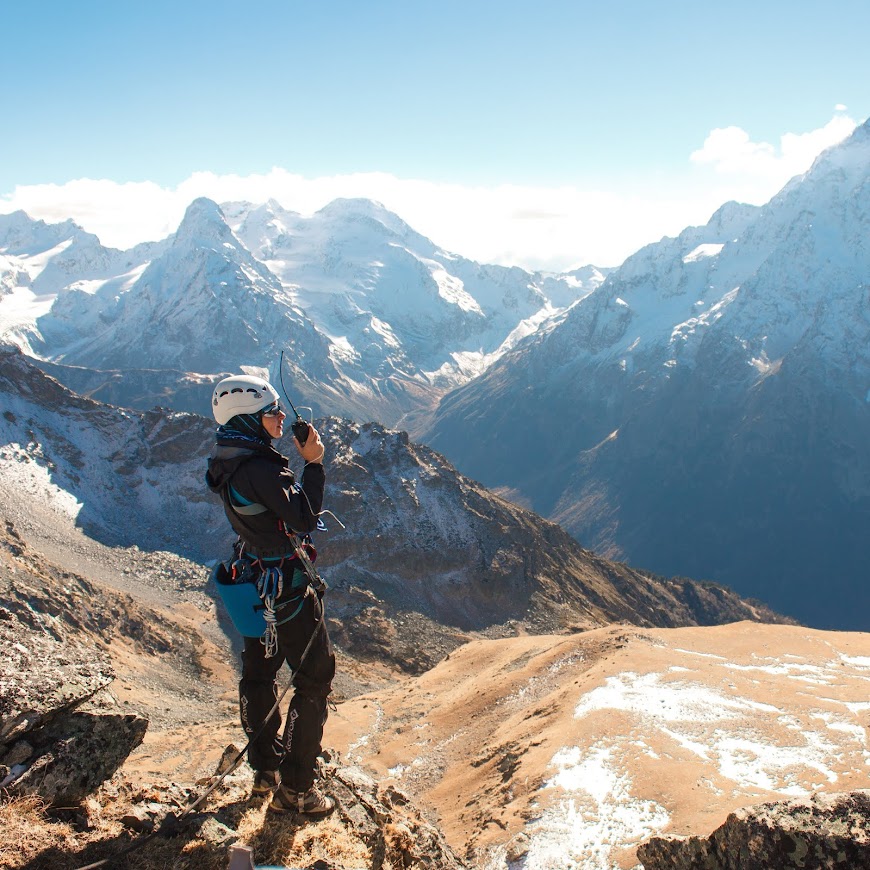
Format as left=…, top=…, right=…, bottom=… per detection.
left=261, top=403, right=285, bottom=418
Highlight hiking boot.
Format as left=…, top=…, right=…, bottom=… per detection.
left=251, top=769, right=280, bottom=796
left=268, top=783, right=335, bottom=816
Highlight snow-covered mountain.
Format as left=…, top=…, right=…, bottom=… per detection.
left=36, top=198, right=334, bottom=376
left=0, top=211, right=163, bottom=354
left=0, top=199, right=603, bottom=427
left=0, top=213, right=162, bottom=298
left=426, top=118, right=870, bottom=630
left=226, top=197, right=604, bottom=388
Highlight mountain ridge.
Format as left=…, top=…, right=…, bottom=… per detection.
left=0, top=197, right=604, bottom=428
left=425, top=118, right=870, bottom=629
left=0, top=347, right=790, bottom=676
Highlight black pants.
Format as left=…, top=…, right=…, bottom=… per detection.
left=239, top=590, right=335, bottom=792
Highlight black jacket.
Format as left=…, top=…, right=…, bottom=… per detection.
left=206, top=439, right=325, bottom=558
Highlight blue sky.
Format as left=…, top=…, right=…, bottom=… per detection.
left=3, top=0, right=869, bottom=268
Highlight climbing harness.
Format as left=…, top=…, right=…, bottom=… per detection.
left=214, top=471, right=332, bottom=657
left=214, top=550, right=318, bottom=655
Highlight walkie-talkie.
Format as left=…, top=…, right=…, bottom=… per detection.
left=279, top=350, right=311, bottom=445
left=291, top=416, right=310, bottom=445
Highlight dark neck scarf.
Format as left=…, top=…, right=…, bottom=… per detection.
left=216, top=413, right=270, bottom=446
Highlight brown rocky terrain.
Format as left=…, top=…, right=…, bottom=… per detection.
left=328, top=622, right=870, bottom=869
left=0, top=519, right=461, bottom=869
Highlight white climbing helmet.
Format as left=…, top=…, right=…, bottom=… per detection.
left=211, top=375, right=280, bottom=425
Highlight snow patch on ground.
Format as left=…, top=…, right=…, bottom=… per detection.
left=672, top=647, right=727, bottom=660
left=683, top=243, right=724, bottom=263
left=574, top=671, right=781, bottom=722
left=839, top=655, right=870, bottom=670
left=570, top=670, right=849, bottom=794
left=0, top=444, right=82, bottom=520
left=523, top=743, right=669, bottom=870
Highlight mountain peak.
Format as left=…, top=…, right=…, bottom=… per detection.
left=705, top=200, right=760, bottom=238
left=0, top=210, right=90, bottom=255
left=798, top=114, right=870, bottom=181
left=0, top=209, right=33, bottom=228
left=316, top=196, right=389, bottom=217
left=173, top=198, right=234, bottom=247
left=315, top=197, right=415, bottom=237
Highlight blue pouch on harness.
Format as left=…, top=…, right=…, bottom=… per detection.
left=211, top=562, right=267, bottom=638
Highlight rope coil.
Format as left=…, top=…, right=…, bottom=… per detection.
left=256, top=565, right=284, bottom=657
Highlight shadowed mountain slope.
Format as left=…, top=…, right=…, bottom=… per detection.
left=425, top=119, right=870, bottom=629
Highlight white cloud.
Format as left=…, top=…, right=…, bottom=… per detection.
left=690, top=127, right=778, bottom=174
left=0, top=170, right=701, bottom=270
left=690, top=114, right=857, bottom=185
left=0, top=113, right=860, bottom=272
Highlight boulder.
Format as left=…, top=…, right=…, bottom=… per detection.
left=638, top=791, right=870, bottom=870
left=10, top=707, right=147, bottom=805
left=0, top=605, right=113, bottom=744
left=0, top=606, right=146, bottom=805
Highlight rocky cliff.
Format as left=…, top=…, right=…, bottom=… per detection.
left=638, top=791, right=870, bottom=870
left=0, top=552, right=147, bottom=809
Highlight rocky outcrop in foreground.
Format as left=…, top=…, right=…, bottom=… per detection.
left=204, top=752, right=468, bottom=870
left=6, top=749, right=467, bottom=870
left=638, top=791, right=870, bottom=870
left=0, top=604, right=147, bottom=805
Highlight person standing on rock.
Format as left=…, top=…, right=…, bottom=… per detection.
left=205, top=374, right=335, bottom=816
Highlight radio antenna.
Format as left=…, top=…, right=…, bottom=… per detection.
left=278, top=350, right=311, bottom=445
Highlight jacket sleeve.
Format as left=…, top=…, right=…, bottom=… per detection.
left=252, top=460, right=325, bottom=534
